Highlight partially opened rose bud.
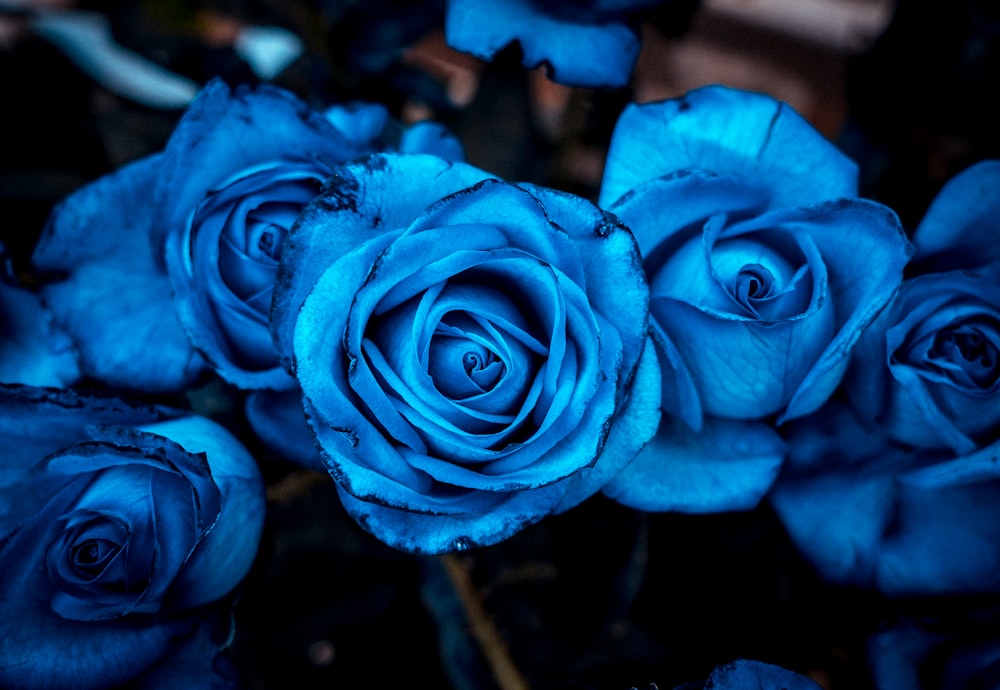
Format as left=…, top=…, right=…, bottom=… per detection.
left=0, top=384, right=265, bottom=689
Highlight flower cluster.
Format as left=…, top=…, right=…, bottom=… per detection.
left=4, top=66, right=999, bottom=687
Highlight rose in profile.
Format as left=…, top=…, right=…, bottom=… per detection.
left=267, top=153, right=660, bottom=554
left=444, top=0, right=661, bottom=87
left=770, top=161, right=1000, bottom=595
left=32, top=78, right=463, bottom=394
left=0, top=384, right=265, bottom=689
left=597, top=85, right=912, bottom=513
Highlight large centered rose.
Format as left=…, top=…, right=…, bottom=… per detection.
left=598, top=85, right=913, bottom=513
left=770, top=161, right=1000, bottom=595
left=0, top=384, right=265, bottom=689
left=268, top=153, right=660, bottom=553
left=32, top=78, right=463, bottom=393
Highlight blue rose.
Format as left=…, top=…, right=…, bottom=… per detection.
left=671, top=659, right=823, bottom=690
left=847, top=160, right=1000, bottom=454
left=598, top=85, right=913, bottom=513
left=444, top=0, right=660, bottom=87
left=267, top=153, right=660, bottom=553
left=0, top=243, right=79, bottom=387
left=0, top=384, right=265, bottom=689
left=32, top=78, right=463, bottom=394
left=770, top=161, right=1000, bottom=595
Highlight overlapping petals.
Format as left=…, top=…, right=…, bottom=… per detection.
left=0, top=384, right=265, bottom=689
left=771, top=160, right=1000, bottom=596
left=599, top=85, right=912, bottom=513
left=270, top=153, right=659, bottom=553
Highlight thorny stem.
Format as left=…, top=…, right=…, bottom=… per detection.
left=441, top=553, right=531, bottom=690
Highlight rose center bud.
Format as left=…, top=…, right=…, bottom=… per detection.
left=429, top=329, right=507, bottom=399
left=70, top=538, right=121, bottom=576
left=929, top=318, right=1000, bottom=389
left=654, top=232, right=813, bottom=322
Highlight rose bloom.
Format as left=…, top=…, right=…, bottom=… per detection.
left=32, top=78, right=462, bottom=394
left=265, top=153, right=660, bottom=554
left=598, top=85, right=913, bottom=513
left=0, top=384, right=264, bottom=689
left=770, top=161, right=1000, bottom=595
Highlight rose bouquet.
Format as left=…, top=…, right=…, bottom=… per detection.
left=3, top=4, right=999, bottom=686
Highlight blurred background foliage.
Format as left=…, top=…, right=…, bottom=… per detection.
left=2, top=0, right=999, bottom=688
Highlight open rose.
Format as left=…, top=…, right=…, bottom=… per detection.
left=598, top=85, right=913, bottom=513
left=266, top=153, right=660, bottom=553
left=0, top=384, right=265, bottom=689
left=770, top=161, right=1000, bottom=595
left=32, top=78, right=463, bottom=393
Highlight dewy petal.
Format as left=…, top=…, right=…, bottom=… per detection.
left=603, top=415, right=784, bottom=512
left=911, top=160, right=1000, bottom=270
left=599, top=85, right=858, bottom=209
left=444, top=0, right=642, bottom=88
left=31, top=154, right=207, bottom=392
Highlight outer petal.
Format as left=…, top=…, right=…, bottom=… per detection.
left=152, top=79, right=362, bottom=253
left=0, top=255, right=79, bottom=387
left=911, top=160, right=1000, bottom=270
left=779, top=199, right=914, bottom=421
left=445, top=0, right=642, bottom=88
left=599, top=85, right=859, bottom=209
left=0, top=384, right=183, bottom=516
left=603, top=414, right=784, bottom=512
left=771, top=401, right=1000, bottom=595
left=31, top=155, right=206, bottom=392
left=136, top=416, right=266, bottom=609
left=271, top=153, right=495, bottom=368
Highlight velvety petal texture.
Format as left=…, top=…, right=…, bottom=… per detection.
left=33, top=78, right=465, bottom=398
left=31, top=154, right=207, bottom=392
left=0, top=244, right=80, bottom=387
left=0, top=384, right=265, bottom=689
left=445, top=0, right=659, bottom=87
left=271, top=152, right=658, bottom=553
left=848, top=267, right=1000, bottom=454
left=599, top=86, right=912, bottom=514
left=772, top=160, right=1000, bottom=596
left=771, top=402, right=1000, bottom=595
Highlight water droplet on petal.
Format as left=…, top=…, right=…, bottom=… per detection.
left=452, top=537, right=471, bottom=552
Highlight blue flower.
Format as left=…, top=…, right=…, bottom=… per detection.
left=444, top=0, right=660, bottom=87
left=32, top=78, right=463, bottom=394
left=598, top=85, right=913, bottom=513
left=770, top=161, right=1000, bottom=595
left=267, top=152, right=661, bottom=554
left=0, top=383, right=265, bottom=689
